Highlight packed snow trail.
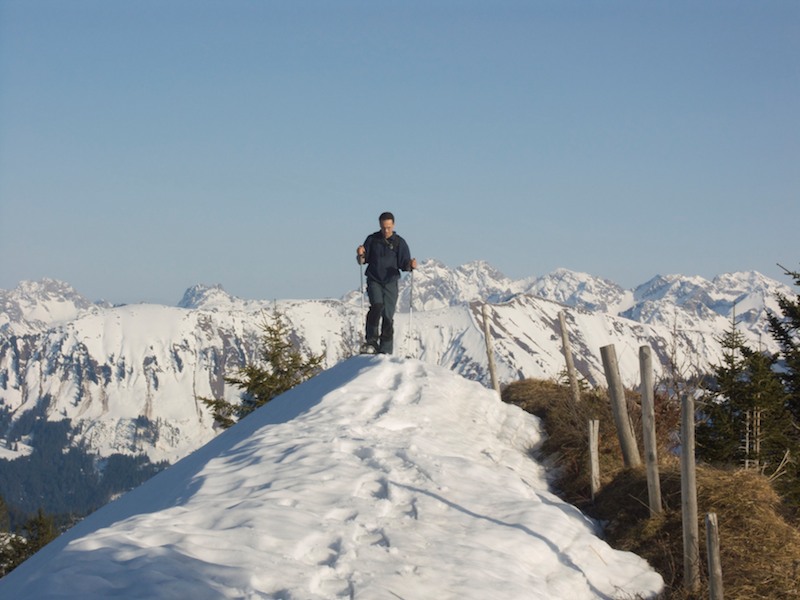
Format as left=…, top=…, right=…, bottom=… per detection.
left=0, top=356, right=663, bottom=599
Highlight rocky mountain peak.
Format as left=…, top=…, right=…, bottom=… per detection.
left=177, top=284, right=236, bottom=310
left=1, top=278, right=97, bottom=333
left=525, top=268, right=631, bottom=313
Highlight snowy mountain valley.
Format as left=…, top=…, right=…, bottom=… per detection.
left=0, top=260, right=791, bottom=518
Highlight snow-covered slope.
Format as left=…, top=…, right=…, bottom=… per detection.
left=0, top=356, right=663, bottom=599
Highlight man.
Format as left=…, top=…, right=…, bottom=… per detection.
left=356, top=212, right=417, bottom=354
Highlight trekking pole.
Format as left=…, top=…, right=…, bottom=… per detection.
left=359, top=262, right=365, bottom=350
left=407, top=269, right=414, bottom=358
left=360, top=262, right=365, bottom=317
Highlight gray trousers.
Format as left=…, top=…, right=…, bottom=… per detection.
left=365, top=278, right=399, bottom=354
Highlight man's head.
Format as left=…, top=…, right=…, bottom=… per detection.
left=379, top=212, right=395, bottom=239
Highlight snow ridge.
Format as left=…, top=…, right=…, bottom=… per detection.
left=0, top=356, right=663, bottom=599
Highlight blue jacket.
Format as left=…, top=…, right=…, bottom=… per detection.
left=362, top=231, right=412, bottom=284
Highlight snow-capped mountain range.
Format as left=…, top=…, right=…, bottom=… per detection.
left=0, top=261, right=792, bottom=468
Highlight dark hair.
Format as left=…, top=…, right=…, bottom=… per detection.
left=379, top=211, right=395, bottom=223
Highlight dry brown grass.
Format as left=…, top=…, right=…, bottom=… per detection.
left=503, top=378, right=800, bottom=599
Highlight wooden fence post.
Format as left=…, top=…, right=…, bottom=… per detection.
left=639, top=345, right=663, bottom=516
left=589, top=419, right=601, bottom=501
left=706, top=512, right=724, bottom=600
left=600, top=344, right=641, bottom=468
left=482, top=304, right=501, bottom=395
left=558, top=311, right=581, bottom=404
left=681, top=393, right=701, bottom=593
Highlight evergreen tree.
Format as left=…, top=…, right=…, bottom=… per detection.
left=20, top=508, right=57, bottom=552
left=202, top=311, right=324, bottom=428
left=1, top=507, right=59, bottom=577
left=742, top=347, right=795, bottom=473
left=0, top=496, right=9, bottom=532
left=697, top=316, right=794, bottom=475
left=696, top=321, right=749, bottom=463
left=696, top=275, right=800, bottom=514
left=764, top=264, right=800, bottom=511
left=767, top=264, right=800, bottom=421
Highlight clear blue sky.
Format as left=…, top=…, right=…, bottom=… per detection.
left=1, top=1, right=798, bottom=305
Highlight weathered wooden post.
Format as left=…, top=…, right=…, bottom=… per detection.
left=706, top=512, right=724, bottom=600
left=600, top=344, right=641, bottom=468
left=639, top=345, right=663, bottom=516
left=482, top=304, right=501, bottom=395
left=589, top=419, right=601, bottom=501
left=681, top=393, right=701, bottom=594
left=558, top=311, right=581, bottom=404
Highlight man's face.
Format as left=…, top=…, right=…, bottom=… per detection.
left=380, top=219, right=394, bottom=239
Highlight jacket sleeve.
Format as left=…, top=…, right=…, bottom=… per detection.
left=362, top=235, right=373, bottom=264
